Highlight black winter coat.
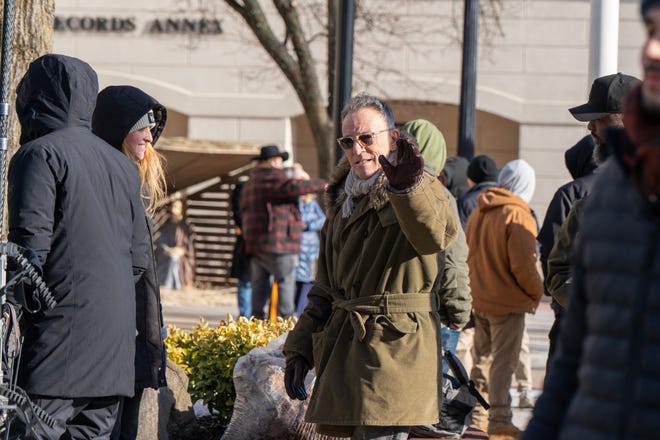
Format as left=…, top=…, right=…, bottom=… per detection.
left=92, top=85, right=168, bottom=390
left=537, top=135, right=597, bottom=282
left=7, top=54, right=150, bottom=398
left=523, top=140, right=660, bottom=439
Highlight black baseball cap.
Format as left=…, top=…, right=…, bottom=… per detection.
left=569, top=73, right=641, bottom=122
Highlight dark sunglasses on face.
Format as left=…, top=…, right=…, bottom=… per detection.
left=336, top=128, right=392, bottom=150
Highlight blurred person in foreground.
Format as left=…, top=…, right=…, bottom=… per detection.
left=92, top=84, right=170, bottom=439
left=466, top=159, right=544, bottom=437
left=283, top=93, right=458, bottom=439
left=522, top=1, right=660, bottom=438
left=7, top=54, right=150, bottom=439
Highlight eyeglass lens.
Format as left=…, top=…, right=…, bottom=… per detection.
left=339, top=133, right=375, bottom=150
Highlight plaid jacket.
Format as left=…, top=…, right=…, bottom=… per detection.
left=240, top=166, right=326, bottom=255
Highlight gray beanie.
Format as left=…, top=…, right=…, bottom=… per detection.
left=130, top=109, right=156, bottom=133
left=642, top=0, right=660, bottom=16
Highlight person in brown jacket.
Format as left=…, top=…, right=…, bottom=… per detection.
left=465, top=159, right=544, bottom=437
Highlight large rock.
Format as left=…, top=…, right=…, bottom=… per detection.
left=137, top=360, right=199, bottom=440
left=222, top=334, right=341, bottom=440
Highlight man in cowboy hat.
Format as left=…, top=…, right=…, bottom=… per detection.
left=240, top=145, right=326, bottom=319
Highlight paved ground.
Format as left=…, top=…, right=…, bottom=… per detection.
left=161, top=288, right=554, bottom=434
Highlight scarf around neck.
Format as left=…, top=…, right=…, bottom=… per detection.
left=341, top=151, right=397, bottom=218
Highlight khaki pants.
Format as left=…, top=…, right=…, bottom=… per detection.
left=516, top=327, right=532, bottom=391
left=469, top=310, right=525, bottom=426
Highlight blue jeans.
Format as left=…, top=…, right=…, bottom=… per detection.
left=441, top=327, right=461, bottom=374
left=237, top=280, right=252, bottom=318
left=250, top=252, right=298, bottom=319
left=163, top=255, right=181, bottom=290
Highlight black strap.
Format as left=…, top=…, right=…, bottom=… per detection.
left=443, top=349, right=490, bottom=409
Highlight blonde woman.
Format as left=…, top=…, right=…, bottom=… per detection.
left=92, top=85, right=168, bottom=440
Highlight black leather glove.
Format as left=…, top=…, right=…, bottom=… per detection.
left=284, top=355, right=310, bottom=400
left=378, top=134, right=425, bottom=190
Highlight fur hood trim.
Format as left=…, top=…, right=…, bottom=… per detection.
left=324, top=156, right=389, bottom=218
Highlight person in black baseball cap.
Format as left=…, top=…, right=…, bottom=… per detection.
left=569, top=72, right=640, bottom=153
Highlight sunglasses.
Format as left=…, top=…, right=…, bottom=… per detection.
left=336, top=128, right=392, bottom=150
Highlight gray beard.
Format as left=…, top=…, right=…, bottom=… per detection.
left=593, top=142, right=610, bottom=166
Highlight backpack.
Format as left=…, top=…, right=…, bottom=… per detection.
left=409, top=350, right=489, bottom=438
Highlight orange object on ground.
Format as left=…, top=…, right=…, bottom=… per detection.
left=269, top=281, right=278, bottom=321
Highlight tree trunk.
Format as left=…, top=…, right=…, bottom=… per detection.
left=225, top=0, right=334, bottom=179
left=0, top=0, right=54, bottom=231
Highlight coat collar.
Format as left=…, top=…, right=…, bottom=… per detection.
left=324, top=156, right=389, bottom=220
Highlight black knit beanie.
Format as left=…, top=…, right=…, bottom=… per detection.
left=642, top=0, right=660, bottom=16
left=467, top=155, right=498, bottom=184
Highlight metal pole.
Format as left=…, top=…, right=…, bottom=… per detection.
left=0, top=0, right=14, bottom=430
left=457, top=0, right=478, bottom=160
left=332, top=0, right=355, bottom=164
left=588, top=0, right=619, bottom=84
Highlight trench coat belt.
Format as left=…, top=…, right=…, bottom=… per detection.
left=332, top=293, right=437, bottom=342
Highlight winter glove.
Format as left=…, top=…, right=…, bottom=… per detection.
left=284, top=355, right=310, bottom=400
left=378, top=133, right=425, bottom=191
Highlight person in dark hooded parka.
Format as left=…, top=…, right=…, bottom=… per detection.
left=92, top=85, right=169, bottom=440
left=7, top=54, right=150, bottom=438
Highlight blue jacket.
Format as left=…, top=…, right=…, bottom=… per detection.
left=295, top=198, right=326, bottom=282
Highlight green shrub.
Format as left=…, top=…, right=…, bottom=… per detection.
left=165, top=316, right=297, bottom=422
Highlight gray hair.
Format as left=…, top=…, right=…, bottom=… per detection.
left=340, top=92, right=395, bottom=129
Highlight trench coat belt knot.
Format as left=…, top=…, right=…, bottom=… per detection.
left=332, top=292, right=437, bottom=342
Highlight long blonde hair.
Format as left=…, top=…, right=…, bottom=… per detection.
left=123, top=141, right=167, bottom=215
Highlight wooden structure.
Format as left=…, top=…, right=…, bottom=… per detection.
left=153, top=137, right=260, bottom=288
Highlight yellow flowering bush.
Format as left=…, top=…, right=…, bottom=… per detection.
left=165, top=316, right=297, bottom=422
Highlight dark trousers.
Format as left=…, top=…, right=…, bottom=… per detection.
left=9, top=395, right=120, bottom=440
left=111, top=389, right=144, bottom=440
left=547, top=300, right=564, bottom=369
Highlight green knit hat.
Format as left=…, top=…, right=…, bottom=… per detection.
left=400, top=119, right=447, bottom=176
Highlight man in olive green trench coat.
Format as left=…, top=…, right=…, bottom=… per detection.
left=283, top=93, right=458, bottom=439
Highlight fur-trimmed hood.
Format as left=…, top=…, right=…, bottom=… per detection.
left=324, top=156, right=390, bottom=218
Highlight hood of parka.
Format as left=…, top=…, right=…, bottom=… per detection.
left=16, top=54, right=99, bottom=145
left=92, top=85, right=167, bottom=151
left=475, top=186, right=530, bottom=213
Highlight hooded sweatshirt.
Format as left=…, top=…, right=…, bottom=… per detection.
left=402, top=119, right=471, bottom=328
left=466, top=162, right=543, bottom=316
left=537, top=135, right=598, bottom=284
left=442, top=156, right=470, bottom=199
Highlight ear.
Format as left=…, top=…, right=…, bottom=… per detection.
left=390, top=128, right=400, bottom=149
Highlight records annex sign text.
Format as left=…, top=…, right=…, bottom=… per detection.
left=55, top=16, right=223, bottom=35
